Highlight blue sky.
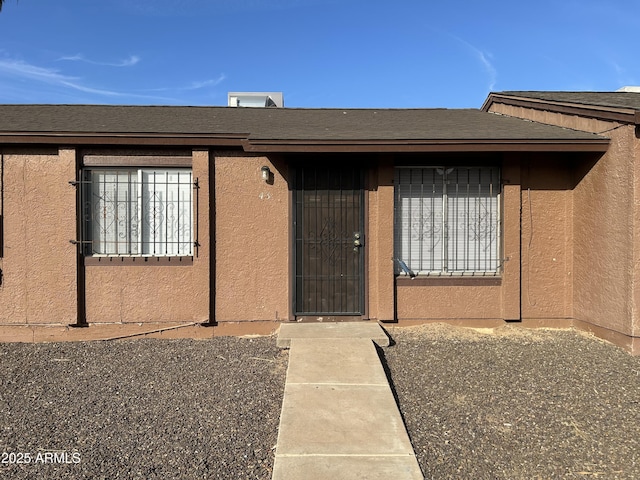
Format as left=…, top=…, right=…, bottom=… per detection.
left=0, top=0, right=638, bottom=108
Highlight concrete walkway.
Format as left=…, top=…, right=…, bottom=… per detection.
left=273, top=323, right=424, bottom=479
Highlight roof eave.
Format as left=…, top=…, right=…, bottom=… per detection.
left=0, top=132, right=248, bottom=147
left=242, top=138, right=609, bottom=153
left=0, top=132, right=610, bottom=153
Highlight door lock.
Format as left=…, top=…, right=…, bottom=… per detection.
left=353, top=232, right=363, bottom=251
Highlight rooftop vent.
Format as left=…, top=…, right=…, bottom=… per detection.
left=228, top=92, right=284, bottom=108
left=616, top=86, right=640, bottom=92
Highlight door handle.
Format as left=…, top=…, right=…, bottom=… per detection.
left=353, top=232, right=363, bottom=251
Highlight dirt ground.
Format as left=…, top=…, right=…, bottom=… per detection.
left=0, top=325, right=638, bottom=479
left=382, top=324, right=640, bottom=479
left=0, top=336, right=287, bottom=479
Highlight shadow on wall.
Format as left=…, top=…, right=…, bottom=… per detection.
left=520, top=152, right=603, bottom=191
left=273, top=151, right=605, bottom=193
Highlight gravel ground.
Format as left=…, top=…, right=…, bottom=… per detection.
left=382, top=324, right=640, bottom=480
left=1, top=326, right=639, bottom=480
left=0, top=336, right=287, bottom=480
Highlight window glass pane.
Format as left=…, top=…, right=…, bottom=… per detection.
left=395, top=168, right=443, bottom=273
left=89, top=170, right=138, bottom=255
left=447, top=168, right=499, bottom=272
left=141, top=170, right=193, bottom=256
left=395, top=166, right=500, bottom=275
left=85, top=168, right=192, bottom=256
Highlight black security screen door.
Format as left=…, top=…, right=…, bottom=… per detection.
left=294, top=164, right=364, bottom=315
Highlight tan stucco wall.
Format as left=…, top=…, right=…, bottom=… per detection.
left=0, top=148, right=77, bottom=324
left=501, top=156, right=522, bottom=320
left=85, top=263, right=208, bottom=323
left=572, top=126, right=636, bottom=336
left=84, top=149, right=210, bottom=323
left=213, top=152, right=290, bottom=322
left=396, top=284, right=503, bottom=320
left=366, top=158, right=395, bottom=321
left=520, top=157, right=574, bottom=321
left=634, top=130, right=640, bottom=339
left=489, top=102, right=636, bottom=337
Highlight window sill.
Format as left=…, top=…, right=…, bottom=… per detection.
left=84, top=256, right=193, bottom=266
left=395, top=275, right=501, bottom=286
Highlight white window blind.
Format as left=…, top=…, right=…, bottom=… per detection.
left=394, top=166, right=500, bottom=275
left=85, top=168, right=193, bottom=256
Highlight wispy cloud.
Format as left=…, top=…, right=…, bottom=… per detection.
left=0, top=58, right=76, bottom=83
left=185, top=74, right=227, bottom=90
left=608, top=60, right=637, bottom=89
left=0, top=57, right=127, bottom=97
left=447, top=33, right=498, bottom=91
left=0, top=55, right=229, bottom=104
left=59, top=54, right=141, bottom=67
left=147, top=74, right=227, bottom=93
left=0, top=57, right=180, bottom=102
left=476, top=51, right=497, bottom=91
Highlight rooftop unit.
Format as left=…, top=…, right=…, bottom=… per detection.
left=228, top=92, right=284, bottom=108
left=617, top=86, right=640, bottom=92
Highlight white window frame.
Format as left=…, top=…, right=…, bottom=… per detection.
left=83, top=168, right=193, bottom=257
left=394, top=166, right=501, bottom=276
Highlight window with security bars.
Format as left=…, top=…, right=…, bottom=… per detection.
left=82, top=168, right=193, bottom=256
left=394, top=166, right=500, bottom=275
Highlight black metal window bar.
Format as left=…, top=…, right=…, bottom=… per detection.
left=81, top=168, right=194, bottom=256
left=394, top=166, right=500, bottom=276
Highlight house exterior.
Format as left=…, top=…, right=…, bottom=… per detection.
left=0, top=95, right=636, bottom=354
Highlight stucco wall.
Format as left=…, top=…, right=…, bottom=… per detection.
left=85, top=262, right=208, bottom=323
left=84, top=149, right=210, bottom=323
left=0, top=148, right=77, bottom=324
left=366, top=158, right=395, bottom=321
left=501, top=157, right=522, bottom=320
left=572, top=127, right=635, bottom=336
left=214, top=152, right=290, bottom=322
left=396, top=283, right=503, bottom=320
left=519, top=157, right=574, bottom=321
left=490, top=103, right=635, bottom=336
left=634, top=130, right=640, bottom=339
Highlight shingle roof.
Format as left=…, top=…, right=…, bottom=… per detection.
left=242, top=108, right=602, bottom=142
left=0, top=104, right=608, bottom=152
left=496, top=91, right=640, bottom=111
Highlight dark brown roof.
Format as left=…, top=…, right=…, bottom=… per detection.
left=483, top=91, right=640, bottom=124
left=0, top=104, right=608, bottom=152
left=495, top=91, right=640, bottom=111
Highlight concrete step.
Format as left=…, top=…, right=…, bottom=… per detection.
left=276, top=322, right=390, bottom=348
